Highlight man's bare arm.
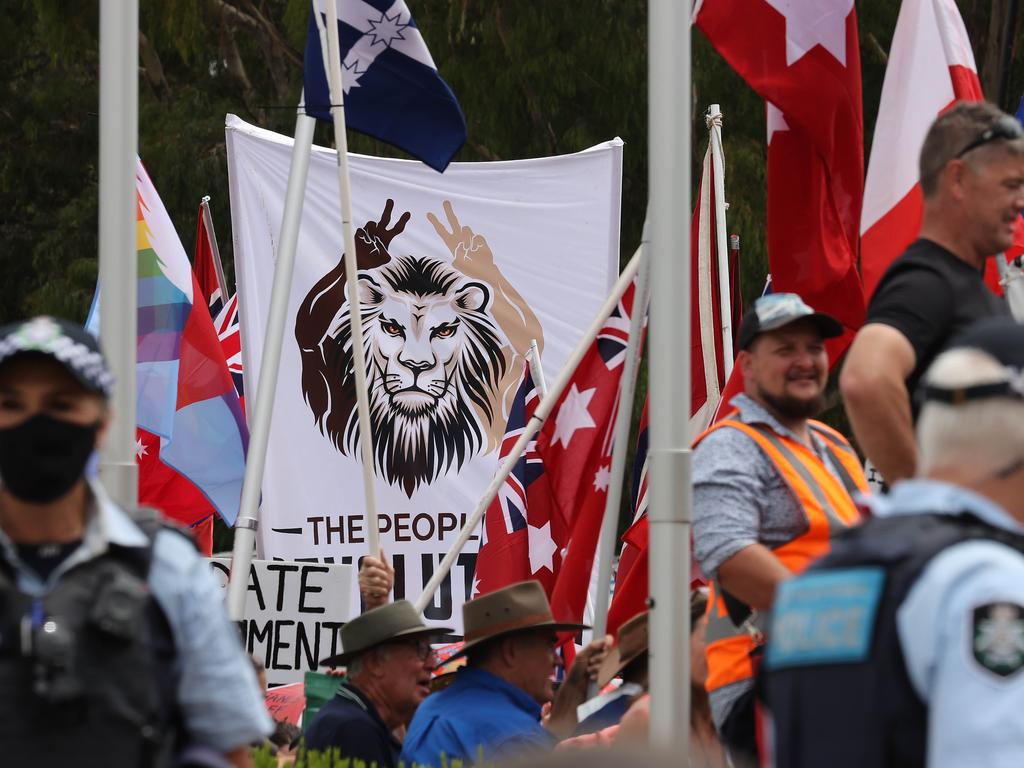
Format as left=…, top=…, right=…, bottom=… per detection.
left=717, top=543, right=792, bottom=611
left=839, top=323, right=918, bottom=484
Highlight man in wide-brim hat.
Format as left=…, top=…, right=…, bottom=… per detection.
left=401, top=580, right=612, bottom=767
left=304, top=600, right=452, bottom=767
left=574, top=610, right=650, bottom=736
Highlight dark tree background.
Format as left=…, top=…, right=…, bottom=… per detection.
left=1, top=1, right=1019, bottom=538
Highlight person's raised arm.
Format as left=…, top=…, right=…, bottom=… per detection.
left=840, top=323, right=918, bottom=484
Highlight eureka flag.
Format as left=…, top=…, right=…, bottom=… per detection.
left=304, top=0, right=467, bottom=172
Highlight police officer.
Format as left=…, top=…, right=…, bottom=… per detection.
left=762, top=316, right=1024, bottom=767
left=0, top=316, right=271, bottom=767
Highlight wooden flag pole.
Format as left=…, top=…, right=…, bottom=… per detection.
left=317, top=1, right=381, bottom=555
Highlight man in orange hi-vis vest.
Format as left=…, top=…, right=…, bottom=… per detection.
left=692, top=293, right=869, bottom=766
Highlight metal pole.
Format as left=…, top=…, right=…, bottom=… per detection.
left=320, top=0, right=381, bottom=555
left=225, top=108, right=317, bottom=621
left=707, top=104, right=733, bottom=377
left=414, top=250, right=643, bottom=613
left=527, top=339, right=548, bottom=397
left=648, top=0, right=691, bottom=749
left=588, top=242, right=650, bottom=696
left=201, top=196, right=230, bottom=302
left=97, top=0, right=139, bottom=509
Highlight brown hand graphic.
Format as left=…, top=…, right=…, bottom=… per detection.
left=427, top=200, right=495, bottom=280
left=356, top=198, right=411, bottom=270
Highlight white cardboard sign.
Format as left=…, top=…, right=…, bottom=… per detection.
left=209, top=558, right=354, bottom=685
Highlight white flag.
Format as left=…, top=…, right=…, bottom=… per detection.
left=226, top=115, right=622, bottom=632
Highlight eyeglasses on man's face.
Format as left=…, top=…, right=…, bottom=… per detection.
left=955, top=114, right=1024, bottom=159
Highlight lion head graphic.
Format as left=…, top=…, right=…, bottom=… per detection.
left=295, top=199, right=543, bottom=497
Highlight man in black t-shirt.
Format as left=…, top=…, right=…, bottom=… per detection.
left=841, top=102, right=1024, bottom=485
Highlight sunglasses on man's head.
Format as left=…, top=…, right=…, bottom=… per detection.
left=955, top=114, right=1024, bottom=159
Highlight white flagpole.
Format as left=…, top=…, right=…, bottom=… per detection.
left=588, top=238, right=650, bottom=695
left=97, top=0, right=139, bottom=509
left=527, top=339, right=547, bottom=397
left=707, top=104, right=733, bottom=376
left=414, top=249, right=643, bottom=614
left=648, top=0, right=691, bottom=749
left=226, top=103, right=317, bottom=621
left=318, top=0, right=381, bottom=556
left=200, top=196, right=230, bottom=303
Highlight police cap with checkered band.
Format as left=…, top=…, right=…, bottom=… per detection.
left=0, top=316, right=114, bottom=400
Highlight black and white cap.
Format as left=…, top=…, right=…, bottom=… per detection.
left=0, top=316, right=114, bottom=400
left=737, top=293, right=844, bottom=350
left=918, top=317, right=1024, bottom=405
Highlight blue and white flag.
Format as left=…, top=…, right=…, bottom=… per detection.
left=304, top=0, right=467, bottom=172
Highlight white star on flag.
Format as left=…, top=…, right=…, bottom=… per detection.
left=551, top=384, right=597, bottom=449
left=767, top=102, right=789, bottom=145
left=366, top=9, right=409, bottom=48
left=135, top=437, right=148, bottom=460
left=593, top=464, right=611, bottom=492
left=528, top=521, right=558, bottom=574
left=470, top=575, right=482, bottom=598
left=763, top=0, right=854, bottom=67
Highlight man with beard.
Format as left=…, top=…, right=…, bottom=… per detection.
left=692, top=293, right=869, bottom=767
left=841, top=102, right=1024, bottom=486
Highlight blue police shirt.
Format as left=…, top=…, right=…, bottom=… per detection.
left=0, top=481, right=273, bottom=753
left=400, top=666, right=556, bottom=767
left=874, top=480, right=1024, bottom=768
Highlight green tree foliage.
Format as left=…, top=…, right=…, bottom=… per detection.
left=0, top=2, right=1020, bottom=535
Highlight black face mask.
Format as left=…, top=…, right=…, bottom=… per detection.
left=0, top=414, right=99, bottom=504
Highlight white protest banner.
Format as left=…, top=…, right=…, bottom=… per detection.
left=209, top=558, right=353, bottom=685
left=226, top=115, right=621, bottom=633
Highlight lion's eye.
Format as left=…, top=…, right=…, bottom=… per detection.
left=380, top=320, right=405, bottom=337
left=432, top=324, right=457, bottom=339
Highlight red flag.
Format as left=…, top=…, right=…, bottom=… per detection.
left=195, top=202, right=246, bottom=411
left=542, top=279, right=642, bottom=626
left=194, top=200, right=225, bottom=316
left=135, top=428, right=215, bottom=554
left=473, top=367, right=553, bottom=596
left=605, top=129, right=738, bottom=634
left=697, top=0, right=865, bottom=332
left=859, top=0, right=986, bottom=299
left=473, top=280, right=643, bottom=633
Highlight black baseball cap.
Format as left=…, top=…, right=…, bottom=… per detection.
left=918, top=317, right=1024, bottom=405
left=0, top=316, right=114, bottom=400
left=737, top=293, right=844, bottom=350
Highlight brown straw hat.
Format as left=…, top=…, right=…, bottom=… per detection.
left=455, top=580, right=589, bottom=657
left=596, top=610, right=649, bottom=688
left=318, top=600, right=452, bottom=667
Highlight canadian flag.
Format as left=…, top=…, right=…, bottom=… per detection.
left=859, top=0, right=984, bottom=299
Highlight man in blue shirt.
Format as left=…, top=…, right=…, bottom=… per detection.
left=762, top=317, right=1024, bottom=767
left=0, top=316, right=271, bottom=767
left=401, top=580, right=610, bottom=767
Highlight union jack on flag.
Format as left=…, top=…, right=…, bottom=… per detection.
left=213, top=294, right=245, bottom=408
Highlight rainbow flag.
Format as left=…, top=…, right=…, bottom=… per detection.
left=90, top=160, right=248, bottom=525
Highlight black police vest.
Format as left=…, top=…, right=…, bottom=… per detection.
left=760, top=511, right=1024, bottom=768
left=0, top=509, right=181, bottom=767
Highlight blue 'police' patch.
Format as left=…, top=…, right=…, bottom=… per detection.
left=765, top=567, right=885, bottom=669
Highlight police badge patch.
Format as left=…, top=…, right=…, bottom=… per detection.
left=972, top=602, right=1024, bottom=678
